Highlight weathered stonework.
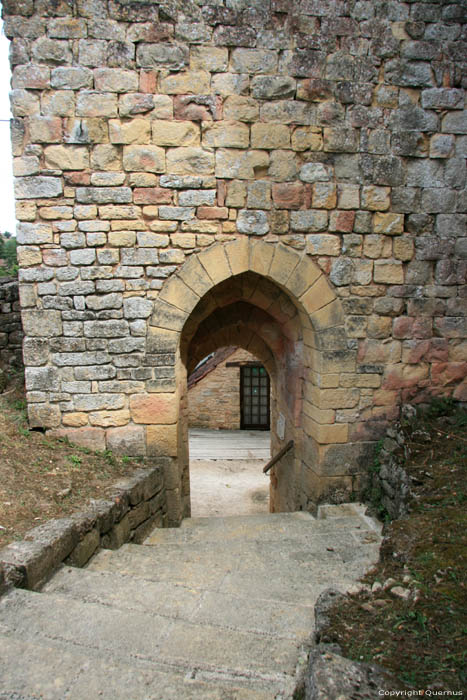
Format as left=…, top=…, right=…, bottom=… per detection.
left=3, top=0, right=466, bottom=523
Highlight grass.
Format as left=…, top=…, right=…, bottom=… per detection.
left=0, top=380, right=151, bottom=547
left=321, top=401, right=467, bottom=691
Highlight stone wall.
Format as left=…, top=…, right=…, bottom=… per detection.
left=0, top=277, right=23, bottom=373
left=0, top=462, right=166, bottom=592
left=2, top=0, right=466, bottom=520
left=188, top=347, right=260, bottom=430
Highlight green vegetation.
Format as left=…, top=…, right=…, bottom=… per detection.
left=323, top=400, right=467, bottom=691
left=0, top=234, right=17, bottom=276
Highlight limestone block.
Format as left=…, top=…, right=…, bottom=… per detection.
left=12, top=64, right=50, bottom=90
left=213, top=25, right=257, bottom=48
left=152, top=120, right=200, bottom=147
left=30, top=37, right=71, bottom=65
left=323, top=127, right=358, bottom=152
left=223, top=96, right=259, bottom=122
left=13, top=156, right=39, bottom=177
left=269, top=244, right=301, bottom=285
left=226, top=180, right=247, bottom=207
left=190, top=46, right=228, bottom=72
left=247, top=181, right=271, bottom=210
left=231, top=49, right=278, bottom=74
left=268, top=150, right=297, bottom=181
left=106, top=425, right=145, bottom=456
left=76, top=187, right=132, bottom=205
left=101, top=513, right=131, bottom=550
left=237, top=209, right=269, bottom=235
left=147, top=423, right=178, bottom=457
left=421, top=88, right=464, bottom=110
left=211, top=72, right=250, bottom=96
left=130, top=393, right=177, bottom=424
left=300, top=275, right=335, bottom=315
left=337, top=184, right=360, bottom=210
left=373, top=212, right=404, bottom=235
left=65, top=528, right=100, bottom=567
left=76, top=91, right=118, bottom=118
left=123, top=297, right=153, bottom=319
left=260, top=100, right=314, bottom=125
left=10, top=89, right=40, bottom=118
left=216, top=149, right=269, bottom=180
left=16, top=201, right=36, bottom=222
left=160, top=70, right=210, bottom=95
left=108, top=118, right=152, bottom=146
left=94, top=68, right=138, bottom=93
left=51, top=67, right=93, bottom=90
left=42, top=91, right=76, bottom=118
left=79, top=39, right=107, bottom=67
left=28, top=116, right=62, bottom=143
left=26, top=402, right=61, bottom=430
left=136, top=43, right=188, bottom=71
left=290, top=210, right=327, bottom=232
left=361, top=186, right=391, bottom=211
left=99, top=204, right=139, bottom=220
left=224, top=237, right=249, bottom=276
left=299, top=162, right=330, bottom=183
left=303, top=415, right=349, bottom=444
left=202, top=121, right=249, bottom=148
left=44, top=145, right=89, bottom=171
left=291, top=127, right=323, bottom=152
left=312, top=182, right=337, bottom=209
left=123, top=145, right=165, bottom=173
left=17, top=222, right=53, bottom=245
left=374, top=260, right=404, bottom=284
left=272, top=182, right=305, bottom=209
left=307, top=234, right=341, bottom=256
left=251, top=76, right=296, bottom=99
left=63, top=412, right=89, bottom=427
left=17, top=246, right=42, bottom=266
left=251, top=123, right=290, bottom=149
left=393, top=236, right=414, bottom=262
left=166, top=147, right=214, bottom=175
left=197, top=244, right=231, bottom=284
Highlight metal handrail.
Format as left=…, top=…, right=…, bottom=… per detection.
left=263, top=440, right=294, bottom=474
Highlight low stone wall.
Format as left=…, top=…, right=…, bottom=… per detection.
left=0, top=277, right=23, bottom=374
left=366, top=405, right=414, bottom=521
left=0, top=461, right=167, bottom=594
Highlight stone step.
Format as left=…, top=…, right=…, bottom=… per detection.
left=86, top=530, right=379, bottom=607
left=0, top=630, right=277, bottom=700
left=0, top=588, right=297, bottom=697
left=144, top=509, right=377, bottom=547
left=43, top=565, right=315, bottom=641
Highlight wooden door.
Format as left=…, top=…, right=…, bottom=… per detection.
left=240, top=365, right=270, bottom=430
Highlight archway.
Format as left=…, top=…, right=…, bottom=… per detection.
left=148, top=239, right=355, bottom=525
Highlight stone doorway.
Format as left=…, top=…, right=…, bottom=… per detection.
left=149, top=239, right=358, bottom=526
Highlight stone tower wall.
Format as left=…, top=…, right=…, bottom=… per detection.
left=3, top=0, right=466, bottom=519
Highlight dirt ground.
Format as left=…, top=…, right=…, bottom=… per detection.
left=189, top=459, right=270, bottom=518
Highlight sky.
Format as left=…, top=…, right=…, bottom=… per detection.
left=0, top=22, right=17, bottom=236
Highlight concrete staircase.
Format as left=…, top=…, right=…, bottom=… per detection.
left=0, top=507, right=381, bottom=699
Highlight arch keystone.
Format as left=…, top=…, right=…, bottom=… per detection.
left=249, top=240, right=275, bottom=277
left=224, top=237, right=249, bottom=276
left=198, top=244, right=231, bottom=285
left=269, top=244, right=301, bottom=286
